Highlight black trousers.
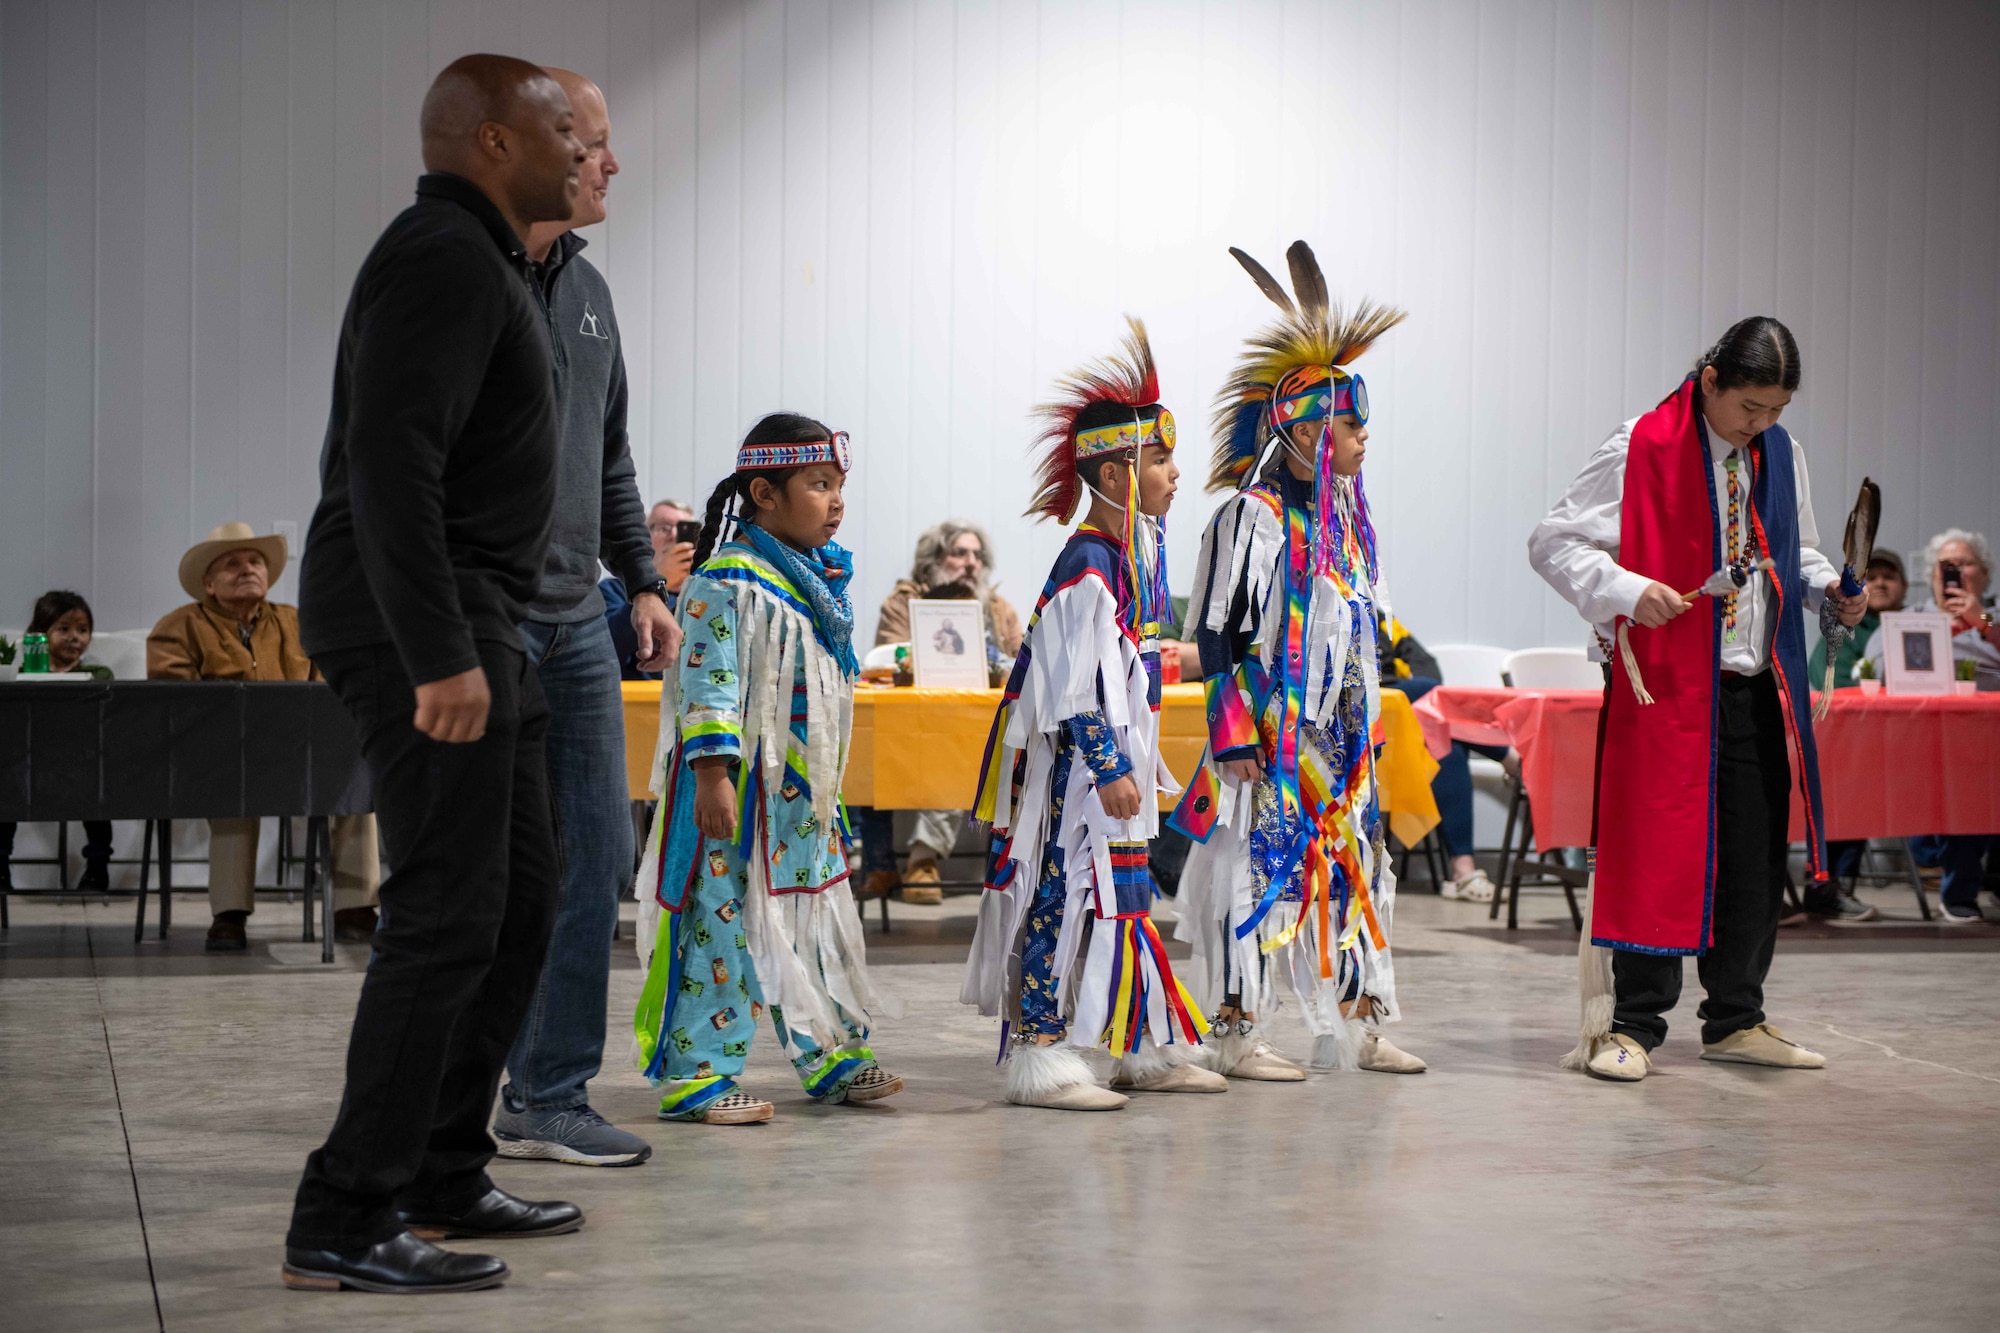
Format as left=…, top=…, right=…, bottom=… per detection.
left=287, top=640, right=558, bottom=1249
left=1611, top=671, right=1792, bottom=1050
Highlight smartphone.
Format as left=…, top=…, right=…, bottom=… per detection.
left=1942, top=560, right=1963, bottom=591
left=675, top=519, right=703, bottom=546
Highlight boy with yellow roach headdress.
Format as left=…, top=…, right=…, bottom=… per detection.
left=961, top=318, right=1221, bottom=1111
left=1169, top=242, right=1426, bottom=1078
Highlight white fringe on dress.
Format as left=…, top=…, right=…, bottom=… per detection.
left=632, top=560, right=876, bottom=1054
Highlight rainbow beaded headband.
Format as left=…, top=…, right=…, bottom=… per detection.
left=1074, top=407, right=1177, bottom=459
left=735, top=431, right=852, bottom=474
left=1271, top=368, right=1369, bottom=430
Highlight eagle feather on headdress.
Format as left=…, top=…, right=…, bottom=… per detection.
left=1208, top=241, right=1406, bottom=493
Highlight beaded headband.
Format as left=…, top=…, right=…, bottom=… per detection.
left=1271, top=366, right=1368, bottom=430
left=1074, top=407, right=1177, bottom=460
left=735, top=431, right=852, bottom=474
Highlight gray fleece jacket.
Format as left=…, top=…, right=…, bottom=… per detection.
left=523, top=231, right=659, bottom=622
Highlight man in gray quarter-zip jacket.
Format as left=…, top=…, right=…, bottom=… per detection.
left=492, top=67, right=680, bottom=1169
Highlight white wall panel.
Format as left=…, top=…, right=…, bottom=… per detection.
left=3, top=0, right=1998, bottom=661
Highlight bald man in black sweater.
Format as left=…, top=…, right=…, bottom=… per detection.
left=283, top=54, right=587, bottom=1297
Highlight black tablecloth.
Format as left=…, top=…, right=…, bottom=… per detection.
left=0, top=681, right=369, bottom=822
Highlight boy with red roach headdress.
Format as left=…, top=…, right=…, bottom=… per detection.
left=962, top=318, right=1219, bottom=1111
left=1170, top=242, right=1426, bottom=1079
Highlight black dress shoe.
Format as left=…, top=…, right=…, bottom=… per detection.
left=397, top=1187, right=584, bottom=1240
left=75, top=860, right=110, bottom=893
left=282, top=1229, right=507, bottom=1294
left=333, top=905, right=379, bottom=943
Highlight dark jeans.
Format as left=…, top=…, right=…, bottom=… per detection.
left=1612, top=672, right=1790, bottom=1050
left=0, top=820, right=113, bottom=881
left=1385, top=676, right=1505, bottom=861
left=1936, top=835, right=1996, bottom=912
left=857, top=806, right=896, bottom=875
left=287, top=639, right=558, bottom=1250
left=1824, top=839, right=1866, bottom=882
left=503, top=615, right=633, bottom=1114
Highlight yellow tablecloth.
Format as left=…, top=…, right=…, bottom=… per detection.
left=622, top=681, right=1440, bottom=844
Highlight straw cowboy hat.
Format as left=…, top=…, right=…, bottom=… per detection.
left=177, top=521, right=288, bottom=602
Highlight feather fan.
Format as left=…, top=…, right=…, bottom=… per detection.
left=1841, top=476, right=1881, bottom=586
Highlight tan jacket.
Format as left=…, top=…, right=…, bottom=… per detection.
left=874, top=579, right=1023, bottom=658
left=147, top=598, right=318, bottom=683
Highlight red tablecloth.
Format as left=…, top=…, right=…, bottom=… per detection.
left=1414, top=686, right=2000, bottom=850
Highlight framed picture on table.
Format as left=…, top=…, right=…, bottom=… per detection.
left=1879, top=610, right=1954, bottom=696
left=909, top=599, right=989, bottom=689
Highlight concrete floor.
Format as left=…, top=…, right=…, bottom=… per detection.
left=3, top=882, right=1997, bottom=1333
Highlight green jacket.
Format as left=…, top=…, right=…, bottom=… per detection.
left=1809, top=609, right=1880, bottom=688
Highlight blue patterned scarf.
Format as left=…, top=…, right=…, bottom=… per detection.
left=734, top=518, right=860, bottom=679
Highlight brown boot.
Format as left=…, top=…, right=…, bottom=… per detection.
left=899, top=861, right=944, bottom=905
left=855, top=869, right=900, bottom=900
left=205, top=910, right=249, bottom=953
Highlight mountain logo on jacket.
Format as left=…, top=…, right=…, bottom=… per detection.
left=579, top=302, right=611, bottom=340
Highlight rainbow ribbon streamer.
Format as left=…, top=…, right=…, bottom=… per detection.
left=1101, top=913, right=1206, bottom=1055
left=1235, top=504, right=1312, bottom=940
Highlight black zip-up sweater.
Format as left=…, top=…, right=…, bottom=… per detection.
left=300, top=173, right=558, bottom=685
left=522, top=231, right=658, bottom=622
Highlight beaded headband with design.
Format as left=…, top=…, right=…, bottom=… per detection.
left=1271, top=366, right=1368, bottom=430
left=1027, top=316, right=1163, bottom=525
left=1073, top=407, right=1178, bottom=460
left=1209, top=240, right=1403, bottom=493
left=736, top=431, right=852, bottom=474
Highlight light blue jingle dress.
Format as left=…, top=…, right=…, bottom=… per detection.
left=633, top=536, right=884, bottom=1118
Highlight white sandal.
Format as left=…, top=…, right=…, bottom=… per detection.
left=1442, top=868, right=1496, bottom=903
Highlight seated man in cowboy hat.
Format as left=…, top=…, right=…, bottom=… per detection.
left=147, top=522, right=381, bottom=952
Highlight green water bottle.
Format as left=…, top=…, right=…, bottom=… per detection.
left=21, top=633, right=50, bottom=673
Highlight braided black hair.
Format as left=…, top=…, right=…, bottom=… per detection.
left=689, top=412, right=834, bottom=569
left=1694, top=316, right=1801, bottom=393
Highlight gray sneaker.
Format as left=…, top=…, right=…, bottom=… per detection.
left=492, top=1103, right=653, bottom=1167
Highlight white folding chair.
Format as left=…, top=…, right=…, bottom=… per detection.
left=1428, top=642, right=1512, bottom=689
left=1499, top=646, right=1604, bottom=691
left=1488, top=647, right=1600, bottom=929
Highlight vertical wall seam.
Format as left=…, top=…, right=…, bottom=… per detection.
left=91, top=0, right=103, bottom=596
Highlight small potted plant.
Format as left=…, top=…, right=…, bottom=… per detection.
left=1954, top=657, right=1979, bottom=696
left=1855, top=655, right=1881, bottom=695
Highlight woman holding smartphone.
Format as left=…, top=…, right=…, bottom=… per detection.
left=1861, top=529, right=1999, bottom=924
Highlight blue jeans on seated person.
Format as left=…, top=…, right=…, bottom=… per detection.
left=1385, top=676, right=1507, bottom=861
left=857, top=807, right=896, bottom=876
left=503, top=614, right=634, bottom=1114
left=1929, top=835, right=1996, bottom=913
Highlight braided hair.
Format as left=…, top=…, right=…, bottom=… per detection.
left=689, top=412, right=834, bottom=569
